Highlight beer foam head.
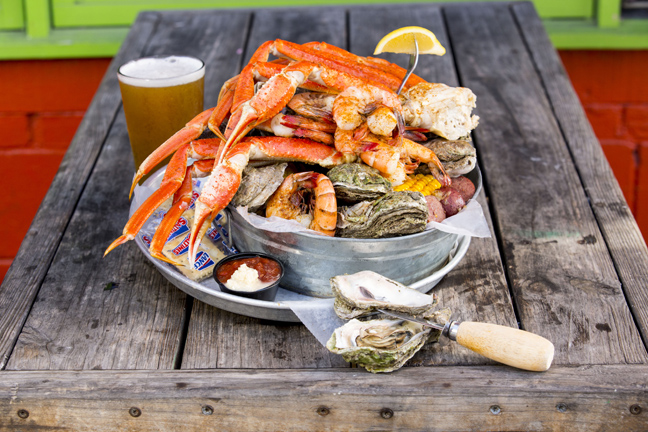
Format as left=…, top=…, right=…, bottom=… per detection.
left=118, top=56, right=205, bottom=87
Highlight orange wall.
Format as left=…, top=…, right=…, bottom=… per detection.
left=0, top=51, right=647, bottom=283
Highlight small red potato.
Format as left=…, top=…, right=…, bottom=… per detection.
left=450, top=176, right=475, bottom=202
left=425, top=195, right=446, bottom=223
left=433, top=187, right=466, bottom=217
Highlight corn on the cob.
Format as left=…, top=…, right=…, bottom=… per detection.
left=393, top=174, right=442, bottom=196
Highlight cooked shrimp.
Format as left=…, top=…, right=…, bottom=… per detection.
left=287, top=92, right=336, bottom=121
left=402, top=138, right=451, bottom=186
left=256, top=113, right=335, bottom=145
left=332, top=84, right=403, bottom=134
left=366, top=106, right=398, bottom=137
left=266, top=171, right=337, bottom=236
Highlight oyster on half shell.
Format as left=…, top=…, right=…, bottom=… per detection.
left=332, top=270, right=438, bottom=320
left=337, top=191, right=428, bottom=238
left=327, top=163, right=392, bottom=203
left=327, top=318, right=430, bottom=373
left=326, top=307, right=451, bottom=373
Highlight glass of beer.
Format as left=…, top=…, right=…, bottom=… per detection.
left=118, top=55, right=205, bottom=173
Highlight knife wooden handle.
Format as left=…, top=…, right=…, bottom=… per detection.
left=455, top=322, right=554, bottom=372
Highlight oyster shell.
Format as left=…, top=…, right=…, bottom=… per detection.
left=327, top=318, right=430, bottom=373
left=231, top=163, right=287, bottom=211
left=326, top=307, right=451, bottom=373
left=336, top=191, right=428, bottom=238
left=327, top=163, right=392, bottom=203
left=424, top=137, right=476, bottom=177
left=331, top=270, right=438, bottom=320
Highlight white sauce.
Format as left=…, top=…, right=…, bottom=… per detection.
left=224, top=264, right=271, bottom=292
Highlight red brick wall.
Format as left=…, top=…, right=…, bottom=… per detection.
left=0, top=58, right=112, bottom=282
left=559, top=50, right=648, bottom=228
left=0, top=51, right=647, bottom=284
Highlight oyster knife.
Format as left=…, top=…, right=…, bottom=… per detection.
left=377, top=309, right=554, bottom=372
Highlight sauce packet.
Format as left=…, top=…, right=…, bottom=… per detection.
left=139, top=178, right=237, bottom=282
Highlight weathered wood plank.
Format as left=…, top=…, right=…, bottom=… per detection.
left=154, top=10, right=251, bottom=108
left=4, top=10, right=251, bottom=371
left=0, top=13, right=160, bottom=370
left=512, top=2, right=648, bottom=348
left=443, top=3, right=648, bottom=364
left=182, top=305, right=347, bottom=369
left=1, top=365, right=647, bottom=431
left=349, top=6, right=458, bottom=87
left=349, top=6, right=518, bottom=367
left=243, top=7, right=348, bottom=64
left=4, top=111, right=188, bottom=371
left=182, top=7, right=348, bottom=369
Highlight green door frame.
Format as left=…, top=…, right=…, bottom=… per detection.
left=0, top=0, right=646, bottom=60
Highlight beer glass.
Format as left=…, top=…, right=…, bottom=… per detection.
left=118, top=55, right=205, bottom=173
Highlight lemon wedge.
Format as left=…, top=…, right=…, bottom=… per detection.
left=374, top=26, right=446, bottom=56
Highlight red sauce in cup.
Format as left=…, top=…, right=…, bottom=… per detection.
left=216, top=256, right=282, bottom=285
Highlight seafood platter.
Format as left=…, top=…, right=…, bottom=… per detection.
left=107, top=38, right=483, bottom=322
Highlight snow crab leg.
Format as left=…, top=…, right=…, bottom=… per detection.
left=106, top=138, right=223, bottom=257
left=188, top=136, right=353, bottom=262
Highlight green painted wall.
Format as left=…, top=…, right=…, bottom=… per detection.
left=0, top=0, right=646, bottom=59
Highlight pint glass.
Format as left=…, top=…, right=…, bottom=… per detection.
left=118, top=55, right=205, bottom=172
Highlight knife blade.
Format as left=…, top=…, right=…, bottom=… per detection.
left=377, top=308, right=446, bottom=332
left=376, top=308, right=554, bottom=372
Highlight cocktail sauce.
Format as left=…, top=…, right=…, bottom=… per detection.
left=216, top=256, right=282, bottom=285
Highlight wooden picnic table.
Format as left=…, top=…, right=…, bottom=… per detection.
left=1, top=2, right=648, bottom=430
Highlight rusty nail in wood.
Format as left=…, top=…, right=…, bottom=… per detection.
left=556, top=403, right=568, bottom=413
left=202, top=405, right=214, bottom=415
left=380, top=408, right=394, bottom=419
left=490, top=405, right=501, bottom=415
left=129, top=407, right=142, bottom=417
left=316, top=407, right=330, bottom=416
left=17, top=409, right=29, bottom=419
left=630, top=404, right=642, bottom=415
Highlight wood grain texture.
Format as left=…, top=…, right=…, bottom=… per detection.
left=243, top=7, right=347, bottom=64
left=0, top=13, right=160, bottom=370
left=182, top=7, right=348, bottom=370
left=153, top=10, right=251, bottom=108
left=4, top=10, right=251, bottom=371
left=1, top=366, right=647, bottom=431
left=182, top=304, right=346, bottom=369
left=512, top=2, right=648, bottom=349
left=444, top=3, right=648, bottom=365
left=349, top=6, right=518, bottom=367
left=5, top=112, right=188, bottom=371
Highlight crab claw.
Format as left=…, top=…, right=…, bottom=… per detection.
left=188, top=150, right=247, bottom=262
left=129, top=108, right=215, bottom=199
left=218, top=61, right=317, bottom=164
left=105, top=143, right=191, bottom=257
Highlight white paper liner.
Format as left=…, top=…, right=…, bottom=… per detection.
left=289, top=299, right=345, bottom=346
left=235, top=195, right=491, bottom=238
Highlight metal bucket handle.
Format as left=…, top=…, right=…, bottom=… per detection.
left=218, top=208, right=234, bottom=249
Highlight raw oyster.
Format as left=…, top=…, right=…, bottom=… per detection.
left=424, top=137, right=476, bottom=177
left=327, top=307, right=451, bottom=373
left=231, top=163, right=287, bottom=211
left=336, top=191, right=428, bottom=238
left=327, top=163, right=392, bottom=203
left=327, top=318, right=430, bottom=373
left=331, top=270, right=438, bottom=320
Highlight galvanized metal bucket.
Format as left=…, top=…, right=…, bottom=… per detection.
left=226, top=167, right=481, bottom=298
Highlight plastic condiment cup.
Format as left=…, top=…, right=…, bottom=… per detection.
left=213, top=253, right=284, bottom=301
